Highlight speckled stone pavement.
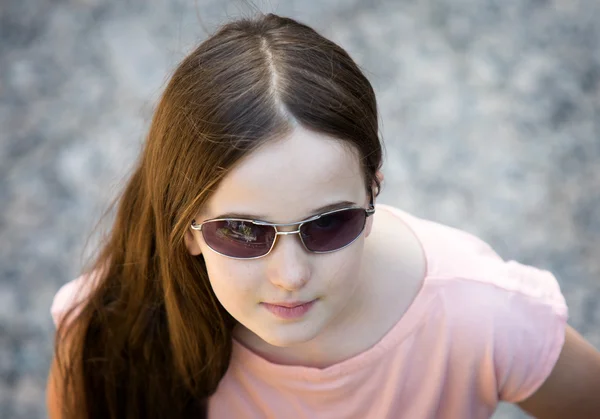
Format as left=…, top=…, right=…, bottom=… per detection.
left=1, top=0, right=599, bottom=418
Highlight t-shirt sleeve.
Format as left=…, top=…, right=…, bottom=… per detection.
left=50, top=275, right=95, bottom=329
left=492, top=260, right=569, bottom=403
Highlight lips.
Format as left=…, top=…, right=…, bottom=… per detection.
left=261, top=299, right=317, bottom=319
left=266, top=301, right=312, bottom=308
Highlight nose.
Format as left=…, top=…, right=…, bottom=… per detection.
left=266, top=229, right=311, bottom=291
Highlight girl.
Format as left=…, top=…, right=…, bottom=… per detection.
left=47, top=13, right=600, bottom=419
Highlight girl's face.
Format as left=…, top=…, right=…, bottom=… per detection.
left=185, top=127, right=374, bottom=348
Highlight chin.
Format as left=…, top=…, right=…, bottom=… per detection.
left=256, top=323, right=322, bottom=348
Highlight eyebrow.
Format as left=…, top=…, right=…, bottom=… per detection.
left=212, top=200, right=359, bottom=221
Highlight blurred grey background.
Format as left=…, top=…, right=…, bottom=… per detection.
left=1, top=0, right=599, bottom=418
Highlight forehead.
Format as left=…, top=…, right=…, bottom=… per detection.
left=204, top=127, right=365, bottom=221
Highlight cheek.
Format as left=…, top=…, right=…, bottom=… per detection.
left=202, top=252, right=261, bottom=310
left=318, top=241, right=365, bottom=293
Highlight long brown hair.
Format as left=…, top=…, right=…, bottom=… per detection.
left=54, top=13, right=383, bottom=419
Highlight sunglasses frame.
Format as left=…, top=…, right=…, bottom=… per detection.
left=190, top=202, right=376, bottom=260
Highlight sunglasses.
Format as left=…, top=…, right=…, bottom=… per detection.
left=190, top=204, right=375, bottom=260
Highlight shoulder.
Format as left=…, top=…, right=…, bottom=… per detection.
left=371, top=205, right=568, bottom=338
left=391, top=208, right=569, bottom=402
left=384, top=205, right=567, bottom=313
left=430, top=260, right=568, bottom=321
left=48, top=273, right=101, bottom=418
left=418, top=250, right=568, bottom=346
left=414, top=212, right=568, bottom=332
left=51, top=273, right=99, bottom=329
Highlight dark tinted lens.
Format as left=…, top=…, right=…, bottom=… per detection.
left=201, top=220, right=275, bottom=258
left=300, top=208, right=366, bottom=252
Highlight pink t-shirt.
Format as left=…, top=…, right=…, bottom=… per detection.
left=51, top=204, right=568, bottom=419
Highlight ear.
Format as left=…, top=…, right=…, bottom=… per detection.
left=364, top=215, right=375, bottom=238
left=374, top=170, right=384, bottom=195
left=184, top=225, right=203, bottom=256
left=364, top=171, right=383, bottom=238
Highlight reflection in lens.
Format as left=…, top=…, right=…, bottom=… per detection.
left=202, top=220, right=275, bottom=258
